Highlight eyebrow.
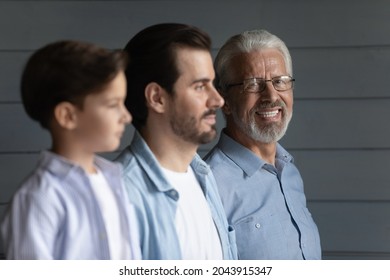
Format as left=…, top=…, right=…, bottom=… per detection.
left=190, top=78, right=213, bottom=85
left=103, top=96, right=125, bottom=102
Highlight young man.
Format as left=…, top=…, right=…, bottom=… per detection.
left=1, top=40, right=141, bottom=259
left=116, top=23, right=237, bottom=260
left=204, top=29, right=321, bottom=259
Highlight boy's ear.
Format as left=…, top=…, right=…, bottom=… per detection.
left=54, top=102, right=78, bottom=129
left=144, top=82, right=168, bottom=113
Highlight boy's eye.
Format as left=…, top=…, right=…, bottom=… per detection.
left=108, top=102, right=120, bottom=108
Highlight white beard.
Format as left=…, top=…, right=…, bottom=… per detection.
left=231, top=103, right=292, bottom=144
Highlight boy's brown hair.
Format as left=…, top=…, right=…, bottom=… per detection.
left=21, top=40, right=127, bottom=129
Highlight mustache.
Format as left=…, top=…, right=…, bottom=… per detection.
left=202, top=109, right=217, bottom=118
left=258, top=100, right=286, bottom=109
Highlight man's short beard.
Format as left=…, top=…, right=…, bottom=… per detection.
left=170, top=110, right=218, bottom=145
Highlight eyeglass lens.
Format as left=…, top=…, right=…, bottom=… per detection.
left=244, top=76, right=293, bottom=93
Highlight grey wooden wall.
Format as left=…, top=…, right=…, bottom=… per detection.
left=1, top=0, right=390, bottom=260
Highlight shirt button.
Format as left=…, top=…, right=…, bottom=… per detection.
left=255, top=223, right=261, bottom=229
left=169, top=190, right=178, bottom=199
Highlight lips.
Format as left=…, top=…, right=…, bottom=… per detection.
left=203, top=114, right=217, bottom=125
left=202, top=110, right=217, bottom=125
left=256, top=109, right=279, bottom=118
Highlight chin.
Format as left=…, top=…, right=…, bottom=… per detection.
left=99, top=143, right=121, bottom=153
left=197, top=131, right=217, bottom=145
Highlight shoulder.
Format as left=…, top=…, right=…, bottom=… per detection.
left=115, top=148, right=154, bottom=201
left=204, top=146, right=227, bottom=170
left=203, top=144, right=221, bottom=163
left=205, top=147, right=241, bottom=177
left=15, top=164, right=64, bottom=198
left=115, top=147, right=147, bottom=183
left=116, top=150, right=145, bottom=184
left=6, top=165, right=68, bottom=221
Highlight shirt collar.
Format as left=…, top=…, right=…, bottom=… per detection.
left=39, top=150, right=121, bottom=179
left=190, top=153, right=211, bottom=175
left=217, top=131, right=294, bottom=176
left=275, top=143, right=294, bottom=163
left=129, top=131, right=172, bottom=193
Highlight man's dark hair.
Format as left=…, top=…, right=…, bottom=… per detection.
left=123, top=23, right=211, bottom=131
left=21, top=40, right=128, bottom=129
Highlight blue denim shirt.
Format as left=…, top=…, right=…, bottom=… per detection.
left=115, top=131, right=237, bottom=260
left=1, top=151, right=141, bottom=259
left=204, top=132, right=321, bottom=259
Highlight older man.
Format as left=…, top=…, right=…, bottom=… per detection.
left=204, top=29, right=321, bottom=259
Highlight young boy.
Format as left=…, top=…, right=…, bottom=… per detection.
left=1, top=40, right=141, bottom=259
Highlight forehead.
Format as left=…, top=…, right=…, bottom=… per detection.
left=85, top=71, right=126, bottom=101
left=228, top=49, right=287, bottom=79
left=174, top=47, right=214, bottom=78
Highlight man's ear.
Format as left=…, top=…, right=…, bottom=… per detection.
left=145, top=82, right=167, bottom=113
left=216, top=88, right=231, bottom=115
left=53, top=102, right=78, bottom=130
left=222, top=99, right=232, bottom=115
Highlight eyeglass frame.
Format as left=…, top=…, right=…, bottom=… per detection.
left=225, top=75, right=295, bottom=93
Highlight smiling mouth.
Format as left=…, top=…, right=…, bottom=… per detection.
left=256, top=109, right=279, bottom=118
left=255, top=108, right=282, bottom=119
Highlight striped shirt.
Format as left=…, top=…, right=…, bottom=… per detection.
left=1, top=151, right=141, bottom=260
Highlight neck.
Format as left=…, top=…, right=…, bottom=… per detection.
left=224, top=127, right=277, bottom=166
left=141, top=127, right=197, bottom=173
left=51, top=135, right=96, bottom=174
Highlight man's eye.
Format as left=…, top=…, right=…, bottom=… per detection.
left=245, top=83, right=259, bottom=92
left=274, top=79, right=285, bottom=85
left=195, top=85, right=206, bottom=91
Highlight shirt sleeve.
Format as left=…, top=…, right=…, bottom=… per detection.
left=1, top=189, right=62, bottom=259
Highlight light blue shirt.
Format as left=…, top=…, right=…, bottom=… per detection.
left=115, top=131, right=237, bottom=260
left=204, top=132, right=321, bottom=260
left=1, top=151, right=141, bottom=260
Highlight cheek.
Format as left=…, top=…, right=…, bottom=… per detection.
left=227, top=94, right=251, bottom=112
left=284, top=94, right=293, bottom=111
left=80, top=112, right=111, bottom=134
left=229, top=101, right=252, bottom=122
left=241, top=96, right=259, bottom=115
left=178, top=100, right=204, bottom=119
left=83, top=113, right=101, bottom=126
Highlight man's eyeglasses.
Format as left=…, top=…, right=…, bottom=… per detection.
left=226, top=75, right=295, bottom=93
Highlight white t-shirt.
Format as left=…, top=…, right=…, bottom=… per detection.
left=88, top=168, right=130, bottom=259
left=161, top=166, right=223, bottom=260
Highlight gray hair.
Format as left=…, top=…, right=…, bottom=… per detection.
left=214, top=29, right=292, bottom=92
